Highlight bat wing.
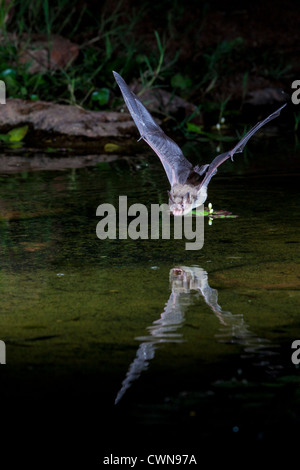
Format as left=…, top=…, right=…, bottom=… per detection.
left=113, top=71, right=193, bottom=186
left=198, top=103, right=287, bottom=189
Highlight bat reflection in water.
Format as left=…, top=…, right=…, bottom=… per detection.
left=114, top=266, right=281, bottom=404
left=115, top=266, right=229, bottom=404
left=113, top=71, right=286, bottom=216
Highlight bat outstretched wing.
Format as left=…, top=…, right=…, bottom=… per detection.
left=199, top=103, right=287, bottom=189
left=113, top=71, right=193, bottom=186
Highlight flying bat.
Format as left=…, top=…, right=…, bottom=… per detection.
left=113, top=71, right=286, bottom=216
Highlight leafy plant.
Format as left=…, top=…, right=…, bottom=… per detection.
left=138, top=30, right=180, bottom=95
left=192, top=206, right=238, bottom=219
left=0, top=125, right=29, bottom=144
left=200, top=37, right=244, bottom=93
left=0, top=0, right=294, bottom=142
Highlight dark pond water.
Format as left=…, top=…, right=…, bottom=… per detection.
left=0, top=136, right=299, bottom=463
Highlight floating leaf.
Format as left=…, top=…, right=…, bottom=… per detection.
left=210, top=210, right=238, bottom=219
left=7, top=125, right=29, bottom=142
left=192, top=209, right=210, bottom=216
left=192, top=207, right=238, bottom=219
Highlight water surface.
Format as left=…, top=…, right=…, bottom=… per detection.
left=0, top=137, right=299, bottom=461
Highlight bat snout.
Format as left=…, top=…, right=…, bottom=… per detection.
left=172, top=207, right=185, bottom=216
left=170, top=201, right=193, bottom=216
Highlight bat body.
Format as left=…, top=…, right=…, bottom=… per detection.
left=113, top=71, right=286, bottom=215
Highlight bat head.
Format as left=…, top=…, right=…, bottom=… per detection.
left=170, top=266, right=208, bottom=293
left=168, top=187, right=195, bottom=215
left=168, top=184, right=207, bottom=216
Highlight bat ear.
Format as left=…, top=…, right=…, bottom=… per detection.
left=184, top=192, right=191, bottom=204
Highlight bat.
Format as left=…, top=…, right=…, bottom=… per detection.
left=113, top=71, right=286, bottom=216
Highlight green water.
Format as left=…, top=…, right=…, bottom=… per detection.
left=0, top=139, right=299, bottom=461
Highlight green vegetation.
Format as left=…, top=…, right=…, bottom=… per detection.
left=0, top=124, right=28, bottom=144
left=0, top=0, right=293, bottom=136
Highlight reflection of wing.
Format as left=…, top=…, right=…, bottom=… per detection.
left=115, top=289, right=185, bottom=405
left=115, top=265, right=282, bottom=404
left=114, top=342, right=155, bottom=405
left=198, top=103, right=287, bottom=189
left=113, top=71, right=192, bottom=186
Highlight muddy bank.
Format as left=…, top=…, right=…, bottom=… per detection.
left=0, top=98, right=145, bottom=150
left=0, top=94, right=289, bottom=151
